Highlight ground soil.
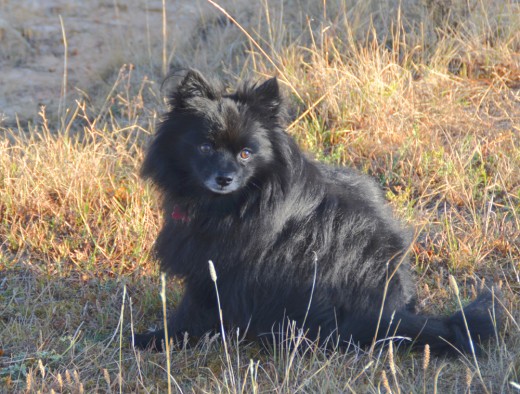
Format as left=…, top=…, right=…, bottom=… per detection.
left=0, top=0, right=217, bottom=124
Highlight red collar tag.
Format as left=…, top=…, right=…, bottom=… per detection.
left=171, top=205, right=190, bottom=222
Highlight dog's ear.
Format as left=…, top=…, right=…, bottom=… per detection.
left=170, top=69, right=220, bottom=109
left=252, top=77, right=281, bottom=114
left=241, top=77, right=284, bottom=126
left=178, top=70, right=217, bottom=99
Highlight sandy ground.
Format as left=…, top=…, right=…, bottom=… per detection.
left=0, top=0, right=230, bottom=125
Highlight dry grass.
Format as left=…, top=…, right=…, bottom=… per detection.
left=1, top=0, right=519, bottom=392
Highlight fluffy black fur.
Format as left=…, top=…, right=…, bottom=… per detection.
left=133, top=69, right=500, bottom=354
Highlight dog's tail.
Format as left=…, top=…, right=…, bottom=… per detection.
left=380, top=290, right=501, bottom=354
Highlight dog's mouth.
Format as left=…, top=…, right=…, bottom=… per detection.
left=203, top=177, right=241, bottom=195
left=208, top=187, right=236, bottom=194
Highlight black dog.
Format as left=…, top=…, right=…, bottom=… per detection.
left=134, top=69, right=500, bottom=353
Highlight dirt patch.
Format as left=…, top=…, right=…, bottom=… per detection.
left=0, top=0, right=237, bottom=125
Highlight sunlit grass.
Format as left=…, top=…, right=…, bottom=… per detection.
left=1, top=0, right=519, bottom=392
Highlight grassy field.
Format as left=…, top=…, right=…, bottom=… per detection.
left=1, top=0, right=519, bottom=392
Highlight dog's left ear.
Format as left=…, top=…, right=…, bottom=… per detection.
left=252, top=77, right=281, bottom=114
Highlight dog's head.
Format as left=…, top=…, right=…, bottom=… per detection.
left=142, top=70, right=288, bottom=197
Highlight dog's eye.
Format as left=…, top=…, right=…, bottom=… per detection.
left=199, top=143, right=214, bottom=154
left=239, top=148, right=252, bottom=161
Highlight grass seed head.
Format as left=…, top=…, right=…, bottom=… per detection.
left=209, top=260, right=218, bottom=282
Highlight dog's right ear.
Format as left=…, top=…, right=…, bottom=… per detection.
left=170, top=69, right=220, bottom=109
left=178, top=70, right=217, bottom=100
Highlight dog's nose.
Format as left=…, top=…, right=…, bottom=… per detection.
left=215, top=175, right=233, bottom=187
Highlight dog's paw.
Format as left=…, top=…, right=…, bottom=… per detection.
left=131, top=331, right=164, bottom=351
